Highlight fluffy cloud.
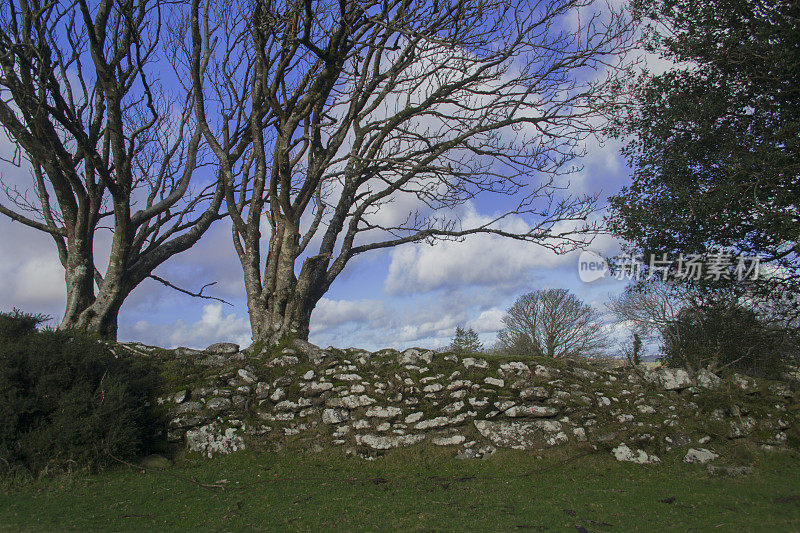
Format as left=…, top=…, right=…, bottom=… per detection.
left=384, top=203, right=576, bottom=295
left=129, top=304, right=251, bottom=349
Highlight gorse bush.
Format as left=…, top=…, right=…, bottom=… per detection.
left=661, top=302, right=799, bottom=378
left=0, top=310, right=162, bottom=478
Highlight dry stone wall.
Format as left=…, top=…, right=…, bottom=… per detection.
left=124, top=339, right=798, bottom=465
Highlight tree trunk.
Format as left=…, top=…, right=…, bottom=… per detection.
left=245, top=219, right=327, bottom=345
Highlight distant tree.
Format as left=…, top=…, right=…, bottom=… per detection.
left=608, top=0, right=800, bottom=301
left=497, top=289, right=608, bottom=358
left=450, top=326, right=483, bottom=355
left=606, top=280, right=697, bottom=344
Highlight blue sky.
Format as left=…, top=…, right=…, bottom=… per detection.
left=0, top=3, right=676, bottom=352
left=0, top=125, right=631, bottom=351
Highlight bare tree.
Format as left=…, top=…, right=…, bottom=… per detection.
left=606, top=280, right=697, bottom=345
left=497, top=288, right=608, bottom=358
left=188, top=0, right=634, bottom=343
left=0, top=0, right=224, bottom=338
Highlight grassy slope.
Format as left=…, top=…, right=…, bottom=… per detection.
left=2, top=446, right=800, bottom=532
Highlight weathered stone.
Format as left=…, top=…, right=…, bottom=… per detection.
left=238, top=368, right=257, bottom=384
left=305, top=381, right=334, bottom=396
left=656, top=368, right=693, bottom=390
left=696, top=369, right=721, bottom=389
left=611, top=444, right=660, bottom=464
left=206, top=397, right=233, bottom=412
left=546, top=431, right=569, bottom=447
left=267, top=355, right=300, bottom=367
left=443, top=401, right=465, bottom=414
left=327, top=395, right=376, bottom=409
left=463, top=357, right=489, bottom=370
left=335, top=373, right=363, bottom=382
left=519, top=387, right=550, bottom=401
left=355, top=433, right=425, bottom=450
left=270, top=388, right=286, bottom=402
left=684, top=448, right=719, bottom=464
left=423, top=383, right=444, bottom=393
left=504, top=405, right=558, bottom=418
left=186, top=423, right=244, bottom=458
left=275, top=400, right=300, bottom=412
left=255, top=382, right=270, bottom=399
left=729, top=416, right=757, bottom=438
left=769, top=382, right=792, bottom=398
left=573, top=367, right=598, bottom=380
left=168, top=401, right=203, bottom=416
left=415, top=417, right=450, bottom=430
left=405, top=412, right=424, bottom=424
left=205, top=342, right=239, bottom=354
left=397, top=348, right=434, bottom=365
left=473, top=420, right=563, bottom=450
left=733, top=373, right=757, bottom=393
left=498, top=362, right=531, bottom=377
left=484, top=377, right=504, bottom=387
left=365, top=406, right=402, bottom=419
left=322, top=408, right=349, bottom=424
left=432, top=435, right=466, bottom=446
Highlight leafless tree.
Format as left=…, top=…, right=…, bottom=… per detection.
left=605, top=280, right=698, bottom=346
left=0, top=0, right=224, bottom=338
left=497, top=288, right=608, bottom=358
left=187, top=0, right=635, bottom=343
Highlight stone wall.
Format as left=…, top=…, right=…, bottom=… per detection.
left=122, top=339, right=798, bottom=465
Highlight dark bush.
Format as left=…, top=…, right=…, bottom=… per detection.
left=661, top=301, right=799, bottom=378
left=0, top=310, right=162, bottom=478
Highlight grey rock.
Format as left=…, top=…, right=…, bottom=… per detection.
left=238, top=368, right=257, bottom=384
left=519, top=387, right=550, bottom=401
left=205, top=342, right=239, bottom=354
left=473, top=420, right=563, bottom=450
left=365, top=406, right=402, bottom=419
left=463, top=357, right=489, bottom=370
left=267, top=355, right=300, bottom=367
left=355, top=433, right=425, bottom=450
left=431, top=435, right=466, bottom=446
left=696, top=369, right=721, bottom=389
left=206, top=397, right=233, bottom=412
left=683, top=448, right=719, bottom=464
left=186, top=423, right=245, bottom=458
left=503, top=405, right=558, bottom=418
left=611, top=444, right=660, bottom=464
left=322, top=408, right=349, bottom=424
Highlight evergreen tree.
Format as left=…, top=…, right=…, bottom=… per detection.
left=450, top=326, right=484, bottom=355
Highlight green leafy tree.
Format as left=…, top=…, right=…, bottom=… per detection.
left=661, top=300, right=799, bottom=378
left=450, top=326, right=483, bottom=356
left=609, top=0, right=800, bottom=298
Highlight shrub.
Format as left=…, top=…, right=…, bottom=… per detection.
left=661, top=301, right=799, bottom=378
left=0, top=310, right=162, bottom=478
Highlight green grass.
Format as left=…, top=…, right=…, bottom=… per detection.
left=2, top=446, right=800, bottom=532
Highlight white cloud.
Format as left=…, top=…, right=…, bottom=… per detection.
left=384, top=203, right=576, bottom=294
left=468, top=307, right=506, bottom=333
left=11, top=257, right=65, bottom=304
left=130, top=304, right=251, bottom=349
left=310, top=297, right=388, bottom=333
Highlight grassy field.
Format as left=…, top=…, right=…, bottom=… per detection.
left=2, top=446, right=800, bottom=532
